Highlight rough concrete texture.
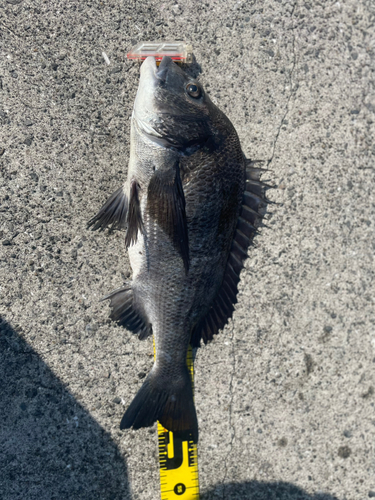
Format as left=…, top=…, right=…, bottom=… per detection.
left=1, top=0, right=374, bottom=499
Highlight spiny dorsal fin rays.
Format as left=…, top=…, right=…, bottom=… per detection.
left=190, top=159, right=270, bottom=348
left=147, top=163, right=189, bottom=274
left=244, top=159, right=270, bottom=182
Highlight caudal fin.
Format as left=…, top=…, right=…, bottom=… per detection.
left=120, top=366, right=198, bottom=442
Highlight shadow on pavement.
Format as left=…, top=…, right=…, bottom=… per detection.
left=0, top=315, right=131, bottom=500
left=0, top=314, right=341, bottom=500
left=201, top=481, right=339, bottom=500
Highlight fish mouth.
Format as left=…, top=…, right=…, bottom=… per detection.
left=155, top=56, right=173, bottom=82
left=135, top=56, right=179, bottom=147
left=140, top=56, right=174, bottom=83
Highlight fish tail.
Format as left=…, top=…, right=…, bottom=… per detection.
left=120, top=365, right=198, bottom=442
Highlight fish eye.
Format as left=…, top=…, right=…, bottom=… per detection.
left=186, top=83, right=202, bottom=99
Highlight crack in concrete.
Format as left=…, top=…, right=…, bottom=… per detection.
left=268, top=1, right=298, bottom=168
left=221, top=319, right=236, bottom=499
left=219, top=6, right=299, bottom=496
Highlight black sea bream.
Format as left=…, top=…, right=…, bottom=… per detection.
left=88, top=56, right=267, bottom=442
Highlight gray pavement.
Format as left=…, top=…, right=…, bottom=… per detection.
left=1, top=0, right=374, bottom=499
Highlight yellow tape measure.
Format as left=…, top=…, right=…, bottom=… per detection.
left=153, top=341, right=200, bottom=499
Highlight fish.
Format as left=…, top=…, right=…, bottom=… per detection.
left=88, top=56, right=268, bottom=443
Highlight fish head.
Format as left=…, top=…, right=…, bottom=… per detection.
left=134, top=56, right=217, bottom=152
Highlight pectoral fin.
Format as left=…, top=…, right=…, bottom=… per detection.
left=147, top=165, right=189, bottom=273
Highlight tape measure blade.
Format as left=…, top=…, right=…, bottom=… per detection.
left=155, top=343, right=199, bottom=499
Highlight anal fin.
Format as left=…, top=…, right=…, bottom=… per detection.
left=102, top=285, right=151, bottom=340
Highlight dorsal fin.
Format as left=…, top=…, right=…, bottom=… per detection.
left=190, top=160, right=270, bottom=347
left=102, top=285, right=152, bottom=340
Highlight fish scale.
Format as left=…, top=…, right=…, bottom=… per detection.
left=88, top=55, right=268, bottom=443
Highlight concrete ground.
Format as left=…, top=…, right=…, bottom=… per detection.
left=1, top=0, right=374, bottom=499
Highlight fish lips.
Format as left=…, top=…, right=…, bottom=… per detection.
left=148, top=55, right=173, bottom=83
left=140, top=56, right=177, bottom=85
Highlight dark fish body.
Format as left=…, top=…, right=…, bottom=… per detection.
left=88, top=57, right=267, bottom=442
